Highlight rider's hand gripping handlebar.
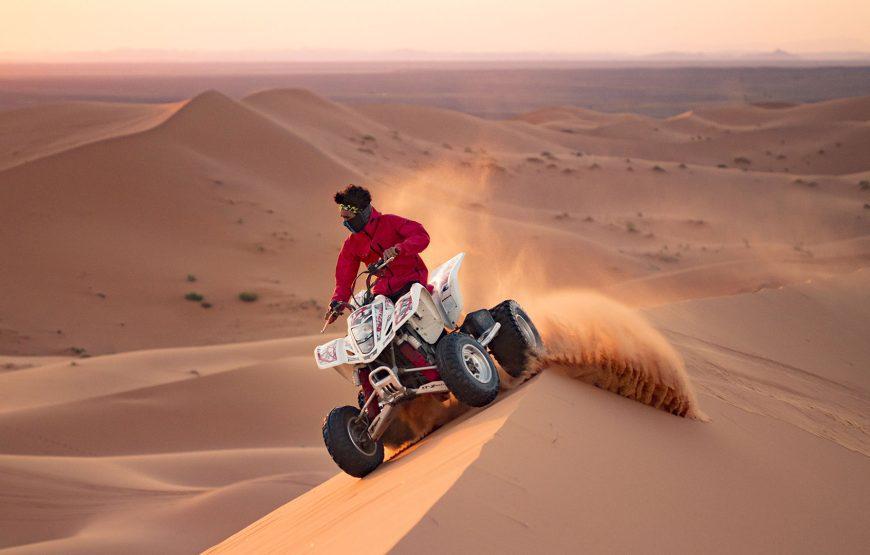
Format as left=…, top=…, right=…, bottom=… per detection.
left=367, top=255, right=396, bottom=274
left=320, top=256, right=395, bottom=333
left=320, top=300, right=349, bottom=333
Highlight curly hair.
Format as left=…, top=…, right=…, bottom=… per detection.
left=334, top=184, right=372, bottom=209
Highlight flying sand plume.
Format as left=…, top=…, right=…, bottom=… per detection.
left=529, top=291, right=707, bottom=420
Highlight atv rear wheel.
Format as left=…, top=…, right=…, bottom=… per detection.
left=436, top=334, right=499, bottom=407
left=489, top=300, right=542, bottom=377
left=322, top=405, right=384, bottom=478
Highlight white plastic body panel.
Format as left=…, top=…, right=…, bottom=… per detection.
left=396, top=283, right=448, bottom=344
left=428, top=252, right=465, bottom=328
left=314, top=295, right=395, bottom=370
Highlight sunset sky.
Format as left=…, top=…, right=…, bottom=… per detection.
left=3, top=0, right=869, bottom=59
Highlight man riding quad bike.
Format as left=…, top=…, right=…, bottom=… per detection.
left=316, top=185, right=542, bottom=477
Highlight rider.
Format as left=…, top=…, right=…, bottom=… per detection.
left=323, top=184, right=430, bottom=326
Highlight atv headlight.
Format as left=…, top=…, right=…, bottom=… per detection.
left=352, top=321, right=374, bottom=353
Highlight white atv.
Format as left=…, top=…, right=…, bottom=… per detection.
left=315, top=253, right=541, bottom=477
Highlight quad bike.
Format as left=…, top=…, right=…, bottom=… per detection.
left=315, top=253, right=542, bottom=477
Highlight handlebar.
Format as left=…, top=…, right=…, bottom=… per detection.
left=367, top=255, right=396, bottom=274
left=321, top=255, right=397, bottom=332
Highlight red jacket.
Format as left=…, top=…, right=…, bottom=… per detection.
left=331, top=207, right=430, bottom=303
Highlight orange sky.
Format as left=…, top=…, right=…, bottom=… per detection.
left=2, top=0, right=868, bottom=59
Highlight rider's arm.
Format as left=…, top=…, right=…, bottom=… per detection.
left=394, top=217, right=430, bottom=255
left=331, top=241, right=361, bottom=303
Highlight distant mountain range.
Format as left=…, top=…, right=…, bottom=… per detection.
left=1, top=48, right=869, bottom=64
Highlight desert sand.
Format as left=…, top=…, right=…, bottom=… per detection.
left=0, top=88, right=868, bottom=553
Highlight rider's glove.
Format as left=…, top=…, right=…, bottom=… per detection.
left=383, top=245, right=400, bottom=260
left=323, top=300, right=344, bottom=324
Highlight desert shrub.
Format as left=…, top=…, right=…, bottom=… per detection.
left=734, top=157, right=751, bottom=165
left=186, top=274, right=197, bottom=282
left=859, top=180, right=869, bottom=190
left=717, top=164, right=728, bottom=168
left=239, top=291, right=259, bottom=302
left=185, top=292, right=204, bottom=302
left=678, top=163, right=687, bottom=169
left=201, top=302, right=212, bottom=309
left=554, top=211, right=571, bottom=220
left=626, top=221, right=638, bottom=233
left=361, top=134, right=376, bottom=142
left=526, top=157, right=543, bottom=164
left=652, top=165, right=666, bottom=173
left=588, top=163, right=601, bottom=170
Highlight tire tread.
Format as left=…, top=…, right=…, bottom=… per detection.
left=436, top=334, right=499, bottom=407
left=322, top=405, right=384, bottom=478
left=489, top=299, right=542, bottom=377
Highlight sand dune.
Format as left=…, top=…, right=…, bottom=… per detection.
left=0, top=91, right=361, bottom=355
left=357, top=102, right=560, bottom=153
left=0, top=336, right=352, bottom=553
left=518, top=96, right=870, bottom=175
left=647, top=269, right=870, bottom=456
left=0, top=101, right=180, bottom=171
left=1, top=88, right=868, bottom=553
left=212, top=335, right=868, bottom=553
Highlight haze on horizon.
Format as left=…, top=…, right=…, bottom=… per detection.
left=2, top=0, right=869, bottom=62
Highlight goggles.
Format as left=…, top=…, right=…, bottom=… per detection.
left=339, top=203, right=360, bottom=214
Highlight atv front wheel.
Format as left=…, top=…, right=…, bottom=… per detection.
left=436, top=334, right=499, bottom=407
left=489, top=300, right=542, bottom=377
left=322, top=405, right=384, bottom=477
